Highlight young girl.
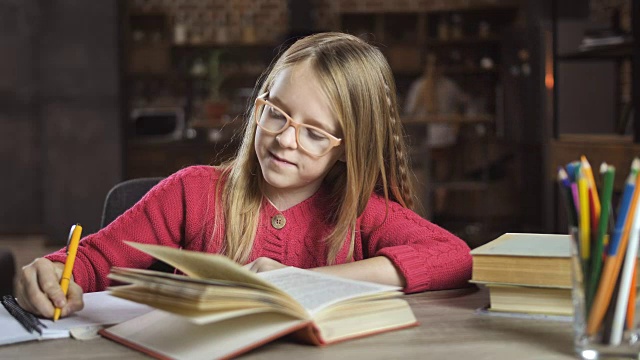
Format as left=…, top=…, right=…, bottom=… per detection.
left=16, top=32, right=472, bottom=318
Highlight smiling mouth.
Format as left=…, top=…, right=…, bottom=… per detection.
left=270, top=152, right=296, bottom=166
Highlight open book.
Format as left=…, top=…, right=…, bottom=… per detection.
left=100, top=242, right=417, bottom=360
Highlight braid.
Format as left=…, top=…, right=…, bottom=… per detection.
left=383, top=82, right=415, bottom=209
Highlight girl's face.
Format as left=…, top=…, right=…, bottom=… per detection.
left=255, top=61, right=344, bottom=208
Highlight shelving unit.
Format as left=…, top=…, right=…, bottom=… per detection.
left=338, top=4, right=521, bottom=245
left=546, top=0, right=638, bottom=232
left=121, top=5, right=281, bottom=178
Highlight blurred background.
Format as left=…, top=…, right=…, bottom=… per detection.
left=0, top=0, right=635, bottom=261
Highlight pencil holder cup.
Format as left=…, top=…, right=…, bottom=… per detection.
left=570, top=227, right=640, bottom=359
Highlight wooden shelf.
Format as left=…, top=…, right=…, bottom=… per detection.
left=337, top=0, right=520, bottom=13
left=432, top=181, right=490, bottom=191
left=172, top=42, right=278, bottom=49
left=426, top=36, right=501, bottom=46
left=558, top=39, right=634, bottom=61
left=402, top=114, right=494, bottom=124
left=126, top=138, right=240, bottom=179
left=442, top=66, right=498, bottom=75
left=549, top=135, right=640, bottom=191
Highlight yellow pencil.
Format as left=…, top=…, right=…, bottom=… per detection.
left=581, top=155, right=601, bottom=230
left=53, top=224, right=82, bottom=321
left=578, top=173, right=590, bottom=263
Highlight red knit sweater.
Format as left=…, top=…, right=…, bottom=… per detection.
left=46, top=166, right=472, bottom=293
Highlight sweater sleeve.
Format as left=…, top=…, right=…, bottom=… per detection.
left=44, top=166, right=215, bottom=292
left=360, top=195, right=472, bottom=293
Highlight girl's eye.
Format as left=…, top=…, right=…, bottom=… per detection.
left=268, top=107, right=286, bottom=119
left=306, top=128, right=328, bottom=141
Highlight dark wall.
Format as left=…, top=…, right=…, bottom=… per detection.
left=0, top=1, right=41, bottom=233
left=0, top=1, right=123, bottom=245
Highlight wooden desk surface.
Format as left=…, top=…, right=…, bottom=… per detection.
left=0, top=286, right=575, bottom=360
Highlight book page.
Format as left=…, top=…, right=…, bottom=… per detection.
left=46, top=291, right=154, bottom=331
left=0, top=304, right=42, bottom=345
left=470, top=233, right=570, bottom=257
left=125, top=242, right=278, bottom=292
left=258, top=267, right=401, bottom=316
left=0, top=291, right=152, bottom=346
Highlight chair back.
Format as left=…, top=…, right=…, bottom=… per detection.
left=100, top=177, right=164, bottom=228
left=101, top=177, right=175, bottom=272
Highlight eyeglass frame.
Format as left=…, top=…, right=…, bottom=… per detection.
left=254, top=93, right=342, bottom=157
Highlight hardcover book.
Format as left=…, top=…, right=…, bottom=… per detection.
left=470, top=233, right=572, bottom=288
left=482, top=283, right=572, bottom=316
left=100, top=242, right=418, bottom=360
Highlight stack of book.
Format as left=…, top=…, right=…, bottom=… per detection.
left=470, top=233, right=574, bottom=316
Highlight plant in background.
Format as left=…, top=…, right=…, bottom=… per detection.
left=207, top=49, right=226, bottom=101
left=203, top=49, right=229, bottom=125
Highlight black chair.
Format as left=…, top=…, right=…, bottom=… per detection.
left=101, top=177, right=173, bottom=272
left=0, top=249, right=15, bottom=295
left=101, top=177, right=164, bottom=228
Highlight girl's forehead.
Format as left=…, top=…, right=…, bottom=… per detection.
left=268, top=62, right=342, bottom=135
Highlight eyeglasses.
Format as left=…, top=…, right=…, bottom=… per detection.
left=254, top=93, right=342, bottom=157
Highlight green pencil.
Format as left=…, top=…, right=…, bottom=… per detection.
left=587, top=163, right=615, bottom=312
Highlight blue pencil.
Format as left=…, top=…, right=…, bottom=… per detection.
left=608, top=160, right=639, bottom=257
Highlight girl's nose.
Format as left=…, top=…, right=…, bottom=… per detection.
left=276, top=125, right=298, bottom=149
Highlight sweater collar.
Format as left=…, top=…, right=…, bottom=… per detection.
left=261, top=185, right=331, bottom=218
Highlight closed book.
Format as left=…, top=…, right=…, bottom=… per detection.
left=470, top=233, right=572, bottom=288
left=100, top=242, right=418, bottom=360
left=481, top=283, right=572, bottom=316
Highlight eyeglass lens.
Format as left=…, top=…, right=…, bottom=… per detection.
left=256, top=103, right=334, bottom=156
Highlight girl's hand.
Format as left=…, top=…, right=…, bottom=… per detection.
left=15, top=257, right=84, bottom=318
left=244, top=257, right=287, bottom=273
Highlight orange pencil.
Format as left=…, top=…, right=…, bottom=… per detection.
left=627, top=267, right=637, bottom=329
left=587, top=172, right=640, bottom=335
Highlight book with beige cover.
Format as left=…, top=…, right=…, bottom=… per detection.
left=470, top=233, right=572, bottom=288
left=99, top=242, right=417, bottom=360
left=471, top=233, right=640, bottom=316
left=484, top=284, right=572, bottom=316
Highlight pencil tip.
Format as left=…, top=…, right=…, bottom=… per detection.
left=558, top=167, right=568, bottom=179
left=600, top=162, right=608, bottom=173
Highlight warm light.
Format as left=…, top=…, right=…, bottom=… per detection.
left=544, top=30, right=554, bottom=90
left=545, top=73, right=554, bottom=89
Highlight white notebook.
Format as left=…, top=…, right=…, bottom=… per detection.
left=0, top=291, right=153, bottom=346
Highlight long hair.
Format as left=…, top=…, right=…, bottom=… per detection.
left=215, top=32, right=415, bottom=264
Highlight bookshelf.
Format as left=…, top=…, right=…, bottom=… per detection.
left=547, top=0, right=638, bottom=232
left=338, top=4, right=521, bottom=246
left=121, top=5, right=281, bottom=178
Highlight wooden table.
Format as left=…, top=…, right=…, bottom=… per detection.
left=0, top=286, right=576, bottom=360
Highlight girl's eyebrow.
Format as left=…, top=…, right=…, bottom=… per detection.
left=267, top=94, right=339, bottom=135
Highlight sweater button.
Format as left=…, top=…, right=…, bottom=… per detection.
left=271, top=214, right=286, bottom=229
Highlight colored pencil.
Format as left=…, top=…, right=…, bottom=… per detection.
left=587, top=165, right=640, bottom=336
left=587, top=164, right=615, bottom=311
left=609, top=180, right=640, bottom=345
left=578, top=170, right=591, bottom=281
left=558, top=167, right=578, bottom=227
left=581, top=156, right=601, bottom=233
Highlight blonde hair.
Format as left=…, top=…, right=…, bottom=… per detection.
left=214, top=32, right=415, bottom=264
